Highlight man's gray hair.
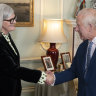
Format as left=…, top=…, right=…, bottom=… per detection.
left=0, top=4, right=14, bottom=31
left=77, top=8, right=96, bottom=27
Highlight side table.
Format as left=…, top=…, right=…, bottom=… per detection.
left=35, top=66, right=77, bottom=96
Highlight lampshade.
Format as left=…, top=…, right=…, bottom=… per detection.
left=40, top=19, right=67, bottom=43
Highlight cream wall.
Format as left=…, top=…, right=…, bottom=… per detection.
left=11, top=0, right=90, bottom=60
left=11, top=0, right=43, bottom=60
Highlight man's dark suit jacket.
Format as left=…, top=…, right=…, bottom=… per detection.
left=0, top=33, right=41, bottom=96
left=55, top=40, right=96, bottom=96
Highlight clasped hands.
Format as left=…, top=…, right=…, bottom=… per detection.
left=45, top=71, right=55, bottom=85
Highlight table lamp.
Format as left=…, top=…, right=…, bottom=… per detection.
left=40, top=19, right=67, bottom=69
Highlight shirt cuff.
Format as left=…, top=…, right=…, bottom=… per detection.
left=38, top=71, right=47, bottom=84
left=51, top=74, right=56, bottom=86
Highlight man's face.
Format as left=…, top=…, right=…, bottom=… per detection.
left=2, top=13, right=16, bottom=34
left=75, top=16, right=90, bottom=41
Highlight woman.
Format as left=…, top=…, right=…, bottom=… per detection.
left=0, top=4, right=50, bottom=96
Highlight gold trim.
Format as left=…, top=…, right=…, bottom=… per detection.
left=40, top=42, right=62, bottom=50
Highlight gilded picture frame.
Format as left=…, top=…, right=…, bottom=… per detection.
left=74, top=0, right=81, bottom=17
left=0, top=0, right=34, bottom=27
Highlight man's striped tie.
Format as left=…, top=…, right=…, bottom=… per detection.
left=84, top=41, right=93, bottom=78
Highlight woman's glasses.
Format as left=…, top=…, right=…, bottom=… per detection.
left=4, top=15, right=17, bottom=24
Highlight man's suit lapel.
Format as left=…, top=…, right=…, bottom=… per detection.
left=81, top=40, right=88, bottom=74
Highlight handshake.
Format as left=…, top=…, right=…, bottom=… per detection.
left=45, top=71, right=55, bottom=85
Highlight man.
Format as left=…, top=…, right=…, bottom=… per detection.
left=46, top=8, right=96, bottom=96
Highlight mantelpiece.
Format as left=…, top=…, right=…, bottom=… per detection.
left=64, top=19, right=76, bottom=27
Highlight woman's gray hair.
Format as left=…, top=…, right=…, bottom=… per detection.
left=0, top=4, right=14, bottom=31
left=77, top=8, right=96, bottom=27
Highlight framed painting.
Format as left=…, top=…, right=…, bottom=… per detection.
left=0, top=0, right=34, bottom=27
left=72, top=27, right=83, bottom=58
left=41, top=56, right=55, bottom=71
left=61, top=52, right=71, bottom=69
